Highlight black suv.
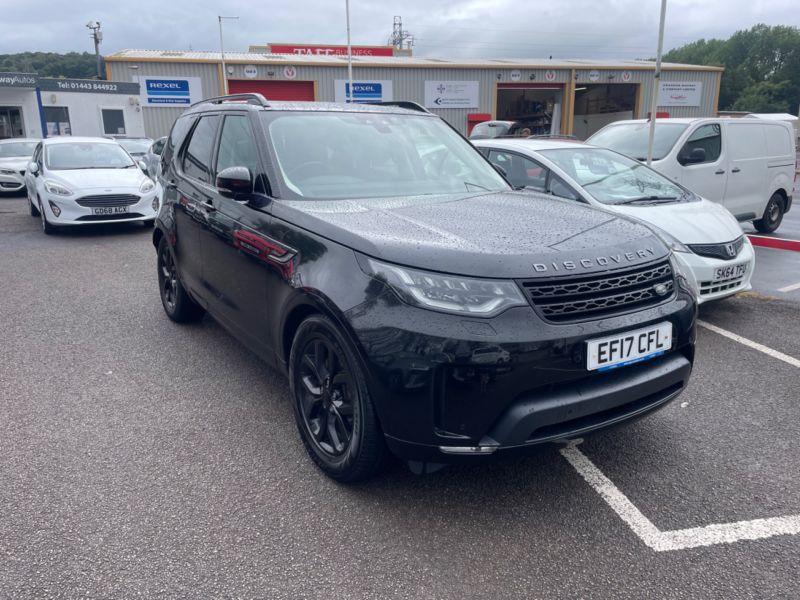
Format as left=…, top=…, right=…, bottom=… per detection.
left=154, top=94, right=696, bottom=482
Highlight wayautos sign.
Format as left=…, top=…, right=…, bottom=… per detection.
left=424, top=81, right=479, bottom=109
left=0, top=72, right=39, bottom=88
left=658, top=81, right=702, bottom=107
left=334, top=80, right=393, bottom=103
left=136, top=76, right=202, bottom=107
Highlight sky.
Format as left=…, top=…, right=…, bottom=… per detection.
left=2, top=0, right=799, bottom=59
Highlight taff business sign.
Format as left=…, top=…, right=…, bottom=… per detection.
left=137, top=76, right=202, bottom=107
left=334, top=80, right=393, bottom=103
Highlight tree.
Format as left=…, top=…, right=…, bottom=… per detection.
left=663, top=24, right=800, bottom=113
left=0, top=52, right=104, bottom=79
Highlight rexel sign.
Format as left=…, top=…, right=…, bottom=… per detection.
left=334, top=80, right=393, bottom=103
left=137, top=76, right=202, bottom=107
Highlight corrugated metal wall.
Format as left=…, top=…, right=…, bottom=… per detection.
left=108, top=61, right=220, bottom=138
left=108, top=58, right=720, bottom=138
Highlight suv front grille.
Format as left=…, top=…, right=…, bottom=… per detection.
left=688, top=236, right=744, bottom=261
left=519, top=259, right=674, bottom=322
left=76, top=194, right=140, bottom=208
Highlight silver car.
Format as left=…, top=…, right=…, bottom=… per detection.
left=0, top=138, right=39, bottom=194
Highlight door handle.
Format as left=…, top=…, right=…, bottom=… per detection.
left=715, top=169, right=725, bottom=175
left=201, top=200, right=216, bottom=212
left=731, top=167, right=741, bottom=173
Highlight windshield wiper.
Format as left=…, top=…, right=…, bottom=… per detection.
left=614, top=195, right=678, bottom=205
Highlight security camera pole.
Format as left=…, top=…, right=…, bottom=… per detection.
left=86, top=21, right=103, bottom=79
left=218, top=16, right=239, bottom=95
left=646, top=0, right=667, bottom=166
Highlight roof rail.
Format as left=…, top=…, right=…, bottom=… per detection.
left=367, top=101, right=431, bottom=114
left=191, top=93, right=270, bottom=108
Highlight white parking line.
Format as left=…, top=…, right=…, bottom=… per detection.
left=697, top=320, right=800, bottom=369
left=560, top=441, right=800, bottom=552
left=777, top=281, right=800, bottom=293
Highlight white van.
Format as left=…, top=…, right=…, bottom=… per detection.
left=588, top=118, right=796, bottom=233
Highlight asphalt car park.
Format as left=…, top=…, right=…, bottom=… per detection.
left=1, top=192, right=799, bottom=598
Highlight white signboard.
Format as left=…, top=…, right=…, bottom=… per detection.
left=135, top=75, right=203, bottom=107
left=658, top=81, right=703, bottom=107
left=510, top=70, right=522, bottom=82
left=334, top=80, right=393, bottom=103
left=424, top=81, right=479, bottom=108
left=588, top=70, right=601, bottom=83
left=244, top=65, right=258, bottom=79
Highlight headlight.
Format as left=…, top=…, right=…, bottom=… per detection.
left=361, top=257, right=527, bottom=317
left=44, top=180, right=72, bottom=196
left=140, top=178, right=155, bottom=193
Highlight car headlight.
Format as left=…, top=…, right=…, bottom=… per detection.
left=361, top=256, right=527, bottom=317
left=44, top=180, right=72, bottom=196
left=140, top=178, right=155, bottom=193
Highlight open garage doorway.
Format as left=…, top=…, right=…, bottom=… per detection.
left=496, top=84, right=563, bottom=136
left=572, top=84, right=638, bottom=140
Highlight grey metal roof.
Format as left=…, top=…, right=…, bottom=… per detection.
left=105, top=49, right=724, bottom=71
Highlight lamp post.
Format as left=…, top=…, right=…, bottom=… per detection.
left=218, top=15, right=239, bottom=95
left=345, top=0, right=354, bottom=103
left=646, top=0, right=667, bottom=166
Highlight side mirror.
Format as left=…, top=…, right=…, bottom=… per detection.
left=28, top=162, right=39, bottom=175
left=493, top=164, right=507, bottom=178
left=216, top=166, right=253, bottom=198
left=138, top=160, right=148, bottom=173
left=680, top=147, right=706, bottom=165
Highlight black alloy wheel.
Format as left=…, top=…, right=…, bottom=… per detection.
left=290, top=315, right=386, bottom=482
left=156, top=237, right=205, bottom=323
left=753, top=193, right=784, bottom=234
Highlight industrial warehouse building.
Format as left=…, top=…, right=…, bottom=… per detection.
left=105, top=49, right=723, bottom=140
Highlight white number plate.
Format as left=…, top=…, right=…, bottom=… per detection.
left=713, top=263, right=747, bottom=282
left=91, top=206, right=129, bottom=215
left=587, top=322, right=673, bottom=372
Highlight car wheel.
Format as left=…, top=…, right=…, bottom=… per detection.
left=29, top=197, right=40, bottom=217
left=753, top=193, right=784, bottom=234
left=289, top=314, right=386, bottom=482
left=156, top=237, right=205, bottom=323
left=40, top=200, right=57, bottom=235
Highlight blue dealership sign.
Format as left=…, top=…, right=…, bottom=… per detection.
left=335, top=80, right=393, bottom=104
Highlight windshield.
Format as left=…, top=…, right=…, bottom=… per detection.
left=470, top=122, right=512, bottom=139
left=262, top=111, right=510, bottom=200
left=45, top=143, right=136, bottom=171
left=0, top=142, right=37, bottom=158
left=587, top=122, right=689, bottom=161
left=116, top=139, right=152, bottom=155
left=538, top=147, right=688, bottom=205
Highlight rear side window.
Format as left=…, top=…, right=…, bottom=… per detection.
left=161, top=115, right=194, bottom=173
left=215, top=115, right=259, bottom=176
left=679, top=124, right=721, bottom=164
left=181, top=115, right=220, bottom=183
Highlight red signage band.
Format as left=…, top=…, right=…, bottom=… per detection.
left=269, top=44, right=394, bottom=57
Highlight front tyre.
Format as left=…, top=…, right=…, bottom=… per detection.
left=40, top=200, right=57, bottom=235
left=289, top=315, right=386, bottom=483
left=156, top=236, right=205, bottom=323
left=29, top=196, right=40, bottom=217
left=753, top=193, right=784, bottom=233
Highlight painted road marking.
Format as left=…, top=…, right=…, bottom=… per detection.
left=697, top=320, right=800, bottom=369
left=560, top=441, right=800, bottom=552
left=777, top=281, right=800, bottom=293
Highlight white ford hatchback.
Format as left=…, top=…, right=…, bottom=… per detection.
left=24, top=137, right=157, bottom=234
left=474, top=138, right=755, bottom=303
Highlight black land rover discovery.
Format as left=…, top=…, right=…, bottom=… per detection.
left=154, top=94, right=696, bottom=482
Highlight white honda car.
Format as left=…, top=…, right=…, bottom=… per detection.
left=474, top=138, right=755, bottom=303
left=0, top=138, right=38, bottom=194
left=24, top=137, right=157, bottom=234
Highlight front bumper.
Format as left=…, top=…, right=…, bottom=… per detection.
left=345, top=285, right=696, bottom=464
left=0, top=170, right=25, bottom=192
left=41, top=190, right=157, bottom=225
left=674, top=240, right=755, bottom=304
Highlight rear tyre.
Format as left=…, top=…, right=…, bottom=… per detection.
left=156, top=237, right=205, bottom=323
left=289, top=314, right=387, bottom=483
left=753, top=193, right=784, bottom=234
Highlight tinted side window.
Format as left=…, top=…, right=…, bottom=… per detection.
left=488, top=150, right=549, bottom=191
left=215, top=115, right=259, bottom=176
left=162, top=115, right=195, bottom=174
left=679, top=124, right=721, bottom=164
left=181, top=115, right=220, bottom=183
